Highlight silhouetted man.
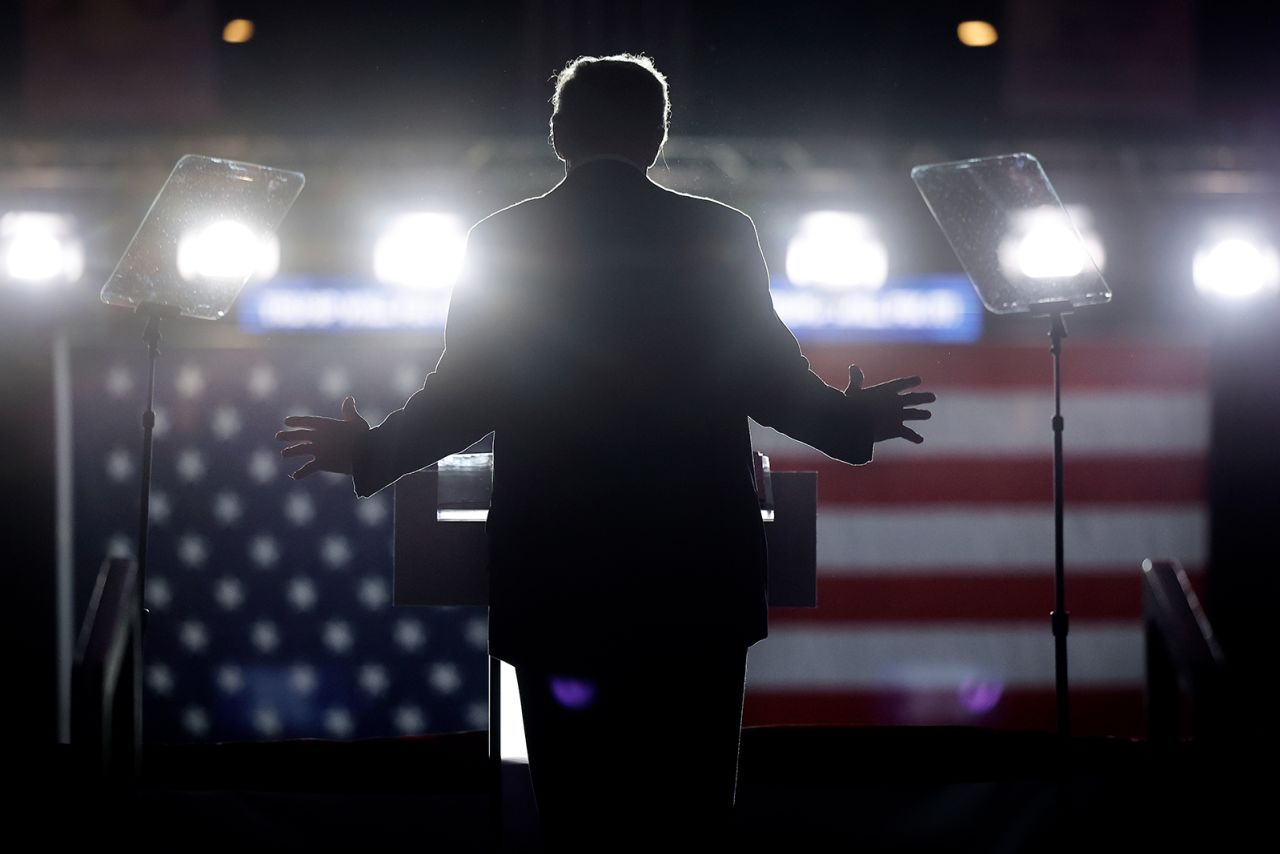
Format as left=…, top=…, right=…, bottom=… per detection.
left=277, top=53, right=933, bottom=850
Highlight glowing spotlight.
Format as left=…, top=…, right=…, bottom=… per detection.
left=223, top=19, right=254, bottom=44
left=373, top=213, right=467, bottom=290
left=785, top=211, right=888, bottom=291
left=177, top=220, right=279, bottom=282
left=1193, top=236, right=1280, bottom=300
left=957, top=20, right=999, bottom=48
left=999, top=205, right=1105, bottom=281
left=1, top=212, right=84, bottom=285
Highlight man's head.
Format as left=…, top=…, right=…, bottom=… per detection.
left=550, top=53, right=670, bottom=170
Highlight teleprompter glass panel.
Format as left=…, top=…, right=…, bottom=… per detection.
left=911, top=153, right=1111, bottom=314
left=101, top=155, right=305, bottom=320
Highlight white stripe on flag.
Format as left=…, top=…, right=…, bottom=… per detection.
left=816, top=506, right=1206, bottom=572
left=751, top=390, right=1208, bottom=458
left=746, top=624, right=1142, bottom=689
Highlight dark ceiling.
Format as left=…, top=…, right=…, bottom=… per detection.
left=2, top=1, right=1279, bottom=142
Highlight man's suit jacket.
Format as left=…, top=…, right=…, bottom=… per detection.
left=351, top=158, right=875, bottom=670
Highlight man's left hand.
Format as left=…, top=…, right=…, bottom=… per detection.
left=844, top=365, right=935, bottom=445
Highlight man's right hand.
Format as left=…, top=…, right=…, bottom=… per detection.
left=275, top=395, right=370, bottom=480
left=844, top=365, right=935, bottom=445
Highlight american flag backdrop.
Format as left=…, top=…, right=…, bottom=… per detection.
left=72, top=339, right=1208, bottom=741
left=73, top=345, right=491, bottom=742
left=746, top=341, right=1209, bottom=736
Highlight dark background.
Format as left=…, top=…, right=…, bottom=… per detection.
left=1, top=0, right=1277, bottom=140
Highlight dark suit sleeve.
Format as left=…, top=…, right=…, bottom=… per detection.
left=733, top=213, right=875, bottom=466
left=350, top=226, right=502, bottom=497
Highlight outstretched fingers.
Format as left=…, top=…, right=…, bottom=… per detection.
left=899, top=391, right=936, bottom=406
left=290, top=459, right=321, bottom=480
left=283, top=415, right=341, bottom=429
left=875, top=375, right=923, bottom=393
left=898, top=425, right=925, bottom=444
left=900, top=409, right=932, bottom=421
left=274, top=429, right=314, bottom=442
left=279, top=442, right=315, bottom=459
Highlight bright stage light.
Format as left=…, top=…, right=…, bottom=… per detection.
left=957, top=20, right=999, bottom=48
left=176, top=220, right=279, bottom=283
left=1193, top=236, right=1280, bottom=300
left=1, top=212, right=84, bottom=285
left=373, top=213, right=467, bottom=290
left=1000, top=205, right=1105, bottom=281
left=223, top=19, right=254, bottom=44
left=785, top=211, right=888, bottom=291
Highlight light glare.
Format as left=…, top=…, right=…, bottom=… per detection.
left=374, top=213, right=468, bottom=290
left=1193, top=237, right=1280, bottom=300
left=957, top=21, right=998, bottom=48
left=785, top=211, right=888, bottom=291
left=500, top=661, right=528, bottom=762
left=1000, top=206, right=1105, bottom=282
left=177, top=220, right=278, bottom=282
left=1, top=212, right=84, bottom=285
left=223, top=19, right=254, bottom=44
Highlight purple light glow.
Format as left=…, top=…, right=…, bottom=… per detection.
left=550, top=676, right=597, bottom=710
left=957, top=678, right=1004, bottom=714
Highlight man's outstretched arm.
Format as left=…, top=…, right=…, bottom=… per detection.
left=275, top=226, right=501, bottom=495
left=731, top=213, right=934, bottom=463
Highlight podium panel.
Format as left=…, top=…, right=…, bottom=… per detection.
left=393, top=461, right=817, bottom=609
left=392, top=454, right=818, bottom=765
left=394, top=467, right=489, bottom=606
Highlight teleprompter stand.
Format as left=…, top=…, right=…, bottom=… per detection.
left=88, top=155, right=305, bottom=778
left=912, top=152, right=1113, bottom=740
left=134, top=302, right=180, bottom=637
left=1034, top=300, right=1073, bottom=739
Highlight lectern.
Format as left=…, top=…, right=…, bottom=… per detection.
left=392, top=451, right=818, bottom=770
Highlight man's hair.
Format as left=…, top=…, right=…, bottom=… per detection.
left=550, top=53, right=670, bottom=167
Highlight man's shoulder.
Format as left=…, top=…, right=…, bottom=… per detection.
left=653, top=182, right=746, bottom=213
left=466, top=190, right=554, bottom=241
left=651, top=181, right=756, bottom=232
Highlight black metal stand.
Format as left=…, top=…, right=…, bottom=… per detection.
left=1037, top=303, right=1072, bottom=739
left=134, top=304, right=179, bottom=639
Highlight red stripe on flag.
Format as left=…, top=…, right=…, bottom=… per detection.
left=769, top=457, right=1207, bottom=505
left=769, top=570, right=1206, bottom=624
left=798, top=342, right=1208, bottom=391
left=743, top=686, right=1147, bottom=737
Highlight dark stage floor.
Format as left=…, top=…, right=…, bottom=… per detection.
left=24, top=726, right=1264, bottom=852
